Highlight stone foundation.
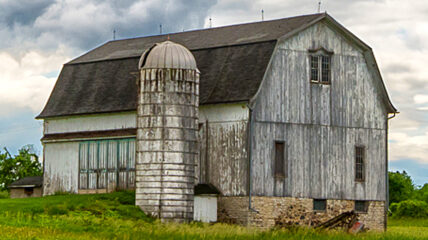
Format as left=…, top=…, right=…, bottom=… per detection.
left=218, top=196, right=385, bottom=231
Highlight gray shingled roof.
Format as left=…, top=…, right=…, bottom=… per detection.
left=69, top=13, right=323, bottom=64
left=37, top=13, right=325, bottom=118
left=9, top=176, right=43, bottom=188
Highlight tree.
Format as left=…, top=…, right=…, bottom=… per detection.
left=415, top=183, right=428, bottom=203
left=388, top=171, right=415, bottom=204
left=0, top=145, right=42, bottom=190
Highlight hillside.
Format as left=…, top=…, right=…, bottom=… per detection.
left=0, top=191, right=426, bottom=239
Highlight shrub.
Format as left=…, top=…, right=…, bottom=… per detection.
left=389, top=200, right=428, bottom=218
left=0, top=191, right=9, bottom=199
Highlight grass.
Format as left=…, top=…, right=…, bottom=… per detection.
left=0, top=191, right=426, bottom=239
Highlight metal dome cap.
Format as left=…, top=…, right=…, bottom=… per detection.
left=139, top=40, right=198, bottom=71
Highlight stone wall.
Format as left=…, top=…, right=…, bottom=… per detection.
left=218, top=196, right=385, bottom=231
left=10, top=187, right=42, bottom=199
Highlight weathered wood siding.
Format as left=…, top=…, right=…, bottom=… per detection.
left=251, top=22, right=387, bottom=201
left=197, top=103, right=249, bottom=196
left=44, top=112, right=136, bottom=134
left=43, top=142, right=79, bottom=195
left=43, top=103, right=249, bottom=197
left=42, top=112, right=137, bottom=195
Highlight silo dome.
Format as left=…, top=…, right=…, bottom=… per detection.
left=138, top=40, right=198, bottom=70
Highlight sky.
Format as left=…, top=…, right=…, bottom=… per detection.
left=0, top=0, right=427, bottom=186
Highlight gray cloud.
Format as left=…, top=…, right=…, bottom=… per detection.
left=383, top=63, right=412, bottom=74
left=0, top=0, right=217, bottom=54
left=0, top=0, right=52, bottom=27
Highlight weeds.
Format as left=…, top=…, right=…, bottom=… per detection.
left=0, top=192, right=426, bottom=239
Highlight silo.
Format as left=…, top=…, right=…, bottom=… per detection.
left=136, top=41, right=199, bottom=222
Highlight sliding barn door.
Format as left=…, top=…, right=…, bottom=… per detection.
left=79, top=138, right=135, bottom=192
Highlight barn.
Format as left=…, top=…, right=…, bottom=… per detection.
left=37, top=13, right=396, bottom=230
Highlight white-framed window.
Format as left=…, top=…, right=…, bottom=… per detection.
left=309, top=48, right=333, bottom=84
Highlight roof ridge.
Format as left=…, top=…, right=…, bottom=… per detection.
left=106, top=12, right=324, bottom=44
left=66, top=40, right=278, bottom=65
left=69, top=13, right=324, bottom=65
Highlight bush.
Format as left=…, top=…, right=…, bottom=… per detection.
left=389, top=200, right=428, bottom=218
left=0, top=191, right=9, bottom=199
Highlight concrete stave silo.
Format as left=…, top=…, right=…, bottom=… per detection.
left=136, top=40, right=199, bottom=222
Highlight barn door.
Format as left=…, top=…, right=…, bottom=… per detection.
left=117, top=140, right=136, bottom=190
left=79, top=138, right=136, bottom=192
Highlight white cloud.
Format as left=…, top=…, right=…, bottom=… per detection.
left=414, top=95, right=428, bottom=105
left=0, top=47, right=70, bottom=115
left=389, top=128, right=428, bottom=164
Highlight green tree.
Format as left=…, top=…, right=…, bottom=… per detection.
left=388, top=171, right=415, bottom=204
left=414, top=183, right=428, bottom=203
left=0, top=145, right=42, bottom=190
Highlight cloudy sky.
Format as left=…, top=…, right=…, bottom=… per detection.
left=0, top=0, right=427, bottom=185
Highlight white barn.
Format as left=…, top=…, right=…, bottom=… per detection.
left=37, top=13, right=396, bottom=230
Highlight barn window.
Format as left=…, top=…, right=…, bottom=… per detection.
left=313, top=199, right=326, bottom=211
left=355, top=146, right=365, bottom=181
left=274, top=141, right=287, bottom=178
left=310, top=56, right=319, bottom=82
left=78, top=138, right=136, bottom=191
left=309, top=48, right=333, bottom=84
left=321, top=56, right=330, bottom=83
left=355, top=201, right=368, bottom=213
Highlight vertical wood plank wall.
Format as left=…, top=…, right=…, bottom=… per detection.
left=251, top=22, right=387, bottom=201
left=197, top=104, right=249, bottom=196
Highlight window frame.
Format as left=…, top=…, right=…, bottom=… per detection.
left=355, top=145, right=366, bottom=182
left=274, top=141, right=287, bottom=179
left=308, top=48, right=333, bottom=84
left=354, top=200, right=369, bottom=213
left=313, top=199, right=327, bottom=212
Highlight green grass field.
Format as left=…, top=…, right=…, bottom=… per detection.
left=0, top=191, right=426, bottom=239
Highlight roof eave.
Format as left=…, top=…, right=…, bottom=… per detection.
left=9, top=185, right=39, bottom=188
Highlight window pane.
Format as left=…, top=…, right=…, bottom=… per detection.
left=314, top=199, right=326, bottom=211
left=321, top=56, right=330, bottom=83
left=310, top=56, right=319, bottom=81
left=275, top=142, right=285, bottom=178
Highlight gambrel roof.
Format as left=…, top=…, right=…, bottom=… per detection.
left=37, top=13, right=396, bottom=119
